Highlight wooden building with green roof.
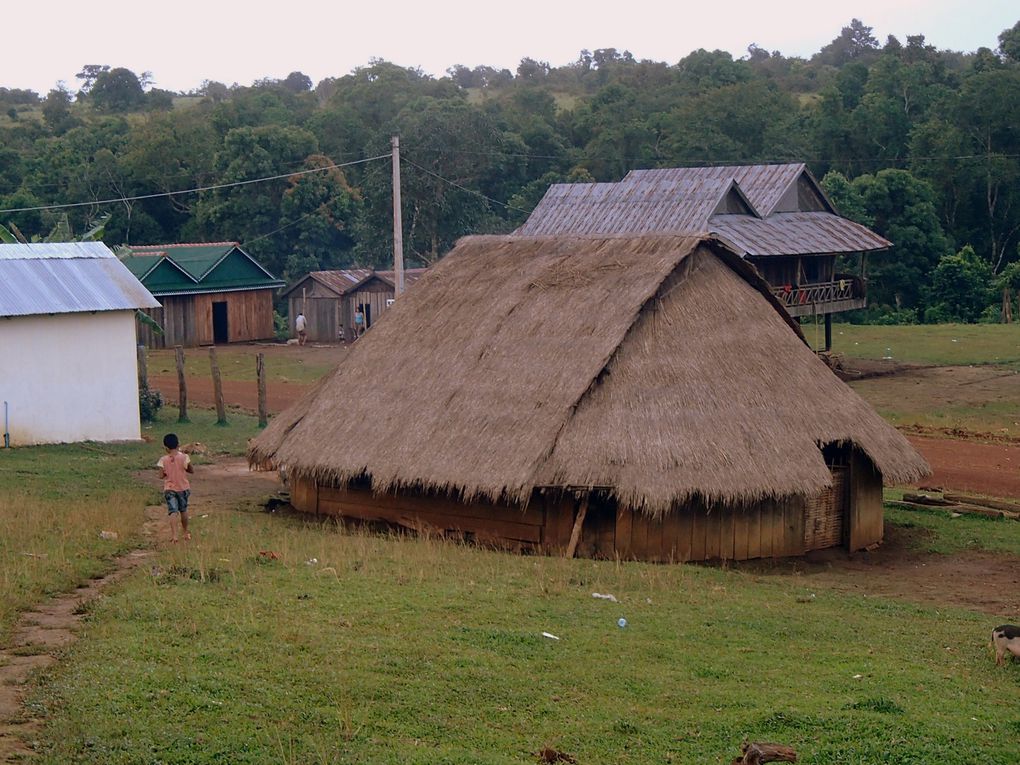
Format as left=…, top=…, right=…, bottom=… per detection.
left=122, top=242, right=284, bottom=347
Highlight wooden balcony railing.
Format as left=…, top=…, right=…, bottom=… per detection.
left=772, top=275, right=864, bottom=311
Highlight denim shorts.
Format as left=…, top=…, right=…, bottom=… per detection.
left=164, top=490, right=190, bottom=515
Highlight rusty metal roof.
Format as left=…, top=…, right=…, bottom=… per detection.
left=515, top=177, right=741, bottom=236
left=624, top=163, right=812, bottom=217
left=712, top=213, right=891, bottom=256
left=0, top=242, right=160, bottom=318
left=516, top=163, right=888, bottom=256
left=285, top=268, right=429, bottom=297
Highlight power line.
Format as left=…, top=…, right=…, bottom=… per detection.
left=402, top=157, right=531, bottom=215
left=0, top=153, right=391, bottom=214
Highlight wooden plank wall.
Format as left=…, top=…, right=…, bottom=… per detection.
left=615, top=498, right=807, bottom=562
left=138, top=290, right=274, bottom=347
left=289, top=479, right=850, bottom=563
left=311, top=481, right=546, bottom=547
left=848, top=450, right=884, bottom=550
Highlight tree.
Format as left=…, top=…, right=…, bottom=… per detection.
left=998, top=19, right=1020, bottom=62
left=850, top=169, right=951, bottom=310
left=282, top=71, right=313, bottom=93
left=89, top=68, right=145, bottom=112
left=815, top=19, right=879, bottom=67
left=925, top=245, right=995, bottom=322
left=75, top=64, right=110, bottom=96
left=42, top=86, right=80, bottom=134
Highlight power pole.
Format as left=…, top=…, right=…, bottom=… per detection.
left=391, top=135, right=406, bottom=296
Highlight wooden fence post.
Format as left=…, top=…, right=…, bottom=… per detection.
left=175, top=345, right=188, bottom=423
left=256, top=352, right=268, bottom=428
left=564, top=497, right=589, bottom=559
left=137, top=345, right=148, bottom=389
left=209, top=346, right=227, bottom=425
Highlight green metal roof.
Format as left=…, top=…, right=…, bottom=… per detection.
left=121, top=242, right=284, bottom=295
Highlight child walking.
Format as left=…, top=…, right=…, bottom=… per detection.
left=158, top=433, right=194, bottom=542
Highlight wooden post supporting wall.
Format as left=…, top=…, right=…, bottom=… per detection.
left=824, top=313, right=832, bottom=351
left=256, top=352, right=268, bottom=428
left=175, top=345, right=188, bottom=423
left=209, top=346, right=227, bottom=425
left=564, top=496, right=589, bottom=559
left=137, top=345, right=148, bottom=389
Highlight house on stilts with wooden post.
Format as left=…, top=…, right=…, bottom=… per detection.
left=516, top=163, right=890, bottom=350
left=250, top=234, right=928, bottom=562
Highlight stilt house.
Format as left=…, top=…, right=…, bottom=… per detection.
left=516, top=164, right=891, bottom=350
left=122, top=242, right=284, bottom=347
left=282, top=268, right=428, bottom=342
left=250, top=235, right=928, bottom=562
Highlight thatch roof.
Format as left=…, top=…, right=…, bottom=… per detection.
left=250, top=234, right=928, bottom=514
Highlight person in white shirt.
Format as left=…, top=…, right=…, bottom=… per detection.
left=295, top=312, right=307, bottom=345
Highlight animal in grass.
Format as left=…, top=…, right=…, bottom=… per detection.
left=180, top=442, right=207, bottom=455
left=992, top=625, right=1020, bottom=666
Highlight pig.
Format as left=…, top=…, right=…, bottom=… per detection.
left=992, top=624, right=1020, bottom=666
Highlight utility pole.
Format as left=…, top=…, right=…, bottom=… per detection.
left=391, top=135, right=406, bottom=296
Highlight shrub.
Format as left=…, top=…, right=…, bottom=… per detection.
left=139, top=381, right=163, bottom=423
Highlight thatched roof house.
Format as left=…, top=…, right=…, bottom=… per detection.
left=251, top=234, right=928, bottom=562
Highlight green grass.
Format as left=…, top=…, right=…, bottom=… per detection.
left=828, top=323, right=1020, bottom=369
left=26, top=511, right=1020, bottom=764
left=0, top=408, right=262, bottom=640
left=884, top=502, right=1020, bottom=556
left=147, top=346, right=336, bottom=385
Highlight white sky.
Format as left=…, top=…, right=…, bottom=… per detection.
left=2, top=1, right=1016, bottom=93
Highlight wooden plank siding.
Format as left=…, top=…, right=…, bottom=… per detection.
left=289, top=454, right=884, bottom=561
left=138, top=288, right=275, bottom=348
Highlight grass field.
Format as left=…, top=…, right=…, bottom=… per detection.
left=825, top=323, right=1020, bottom=369
left=26, top=506, right=1020, bottom=765
left=0, top=419, right=1016, bottom=763
left=147, top=345, right=338, bottom=386
left=0, top=409, right=262, bottom=641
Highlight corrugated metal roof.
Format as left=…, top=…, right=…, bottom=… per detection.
left=624, top=163, right=809, bottom=217
left=0, top=243, right=160, bottom=318
left=0, top=241, right=117, bottom=261
left=516, top=178, right=734, bottom=236
left=712, top=213, right=891, bottom=256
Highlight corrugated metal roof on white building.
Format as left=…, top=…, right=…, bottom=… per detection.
left=0, top=242, right=160, bottom=318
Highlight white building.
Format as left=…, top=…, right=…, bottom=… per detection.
left=0, top=242, right=160, bottom=445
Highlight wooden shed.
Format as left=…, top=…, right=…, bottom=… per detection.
left=250, top=234, right=929, bottom=562
left=122, top=242, right=284, bottom=347
left=518, top=163, right=892, bottom=350
left=281, top=268, right=428, bottom=343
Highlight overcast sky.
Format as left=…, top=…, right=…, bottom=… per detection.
left=2, top=1, right=1016, bottom=94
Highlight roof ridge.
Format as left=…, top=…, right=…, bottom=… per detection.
left=131, top=241, right=239, bottom=249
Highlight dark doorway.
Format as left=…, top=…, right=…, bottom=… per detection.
left=363, top=303, right=372, bottom=328
left=212, top=301, right=229, bottom=344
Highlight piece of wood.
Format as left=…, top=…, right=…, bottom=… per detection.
left=136, top=344, right=148, bottom=389
left=690, top=507, right=707, bottom=561
left=903, top=492, right=955, bottom=507
left=174, top=345, right=188, bottom=423
left=564, top=497, right=589, bottom=559
left=944, top=493, right=1020, bottom=514
left=730, top=741, right=798, bottom=765
left=209, top=346, right=227, bottom=425
left=256, top=352, right=268, bottom=427
left=615, top=506, right=634, bottom=559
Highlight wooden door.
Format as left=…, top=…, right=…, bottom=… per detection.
left=804, top=466, right=848, bottom=551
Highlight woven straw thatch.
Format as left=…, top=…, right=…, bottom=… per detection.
left=250, top=234, right=928, bottom=514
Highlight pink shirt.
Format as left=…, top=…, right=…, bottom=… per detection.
left=158, top=451, right=191, bottom=492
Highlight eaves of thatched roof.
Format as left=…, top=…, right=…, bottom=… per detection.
left=249, top=234, right=928, bottom=514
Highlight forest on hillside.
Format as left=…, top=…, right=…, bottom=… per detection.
left=1, top=18, right=1019, bottom=323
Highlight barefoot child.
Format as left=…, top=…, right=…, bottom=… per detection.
left=157, top=433, right=194, bottom=542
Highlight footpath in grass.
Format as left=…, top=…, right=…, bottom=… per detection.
left=0, top=408, right=262, bottom=642
left=26, top=508, right=1020, bottom=765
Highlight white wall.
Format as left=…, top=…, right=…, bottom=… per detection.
left=0, top=311, right=142, bottom=445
